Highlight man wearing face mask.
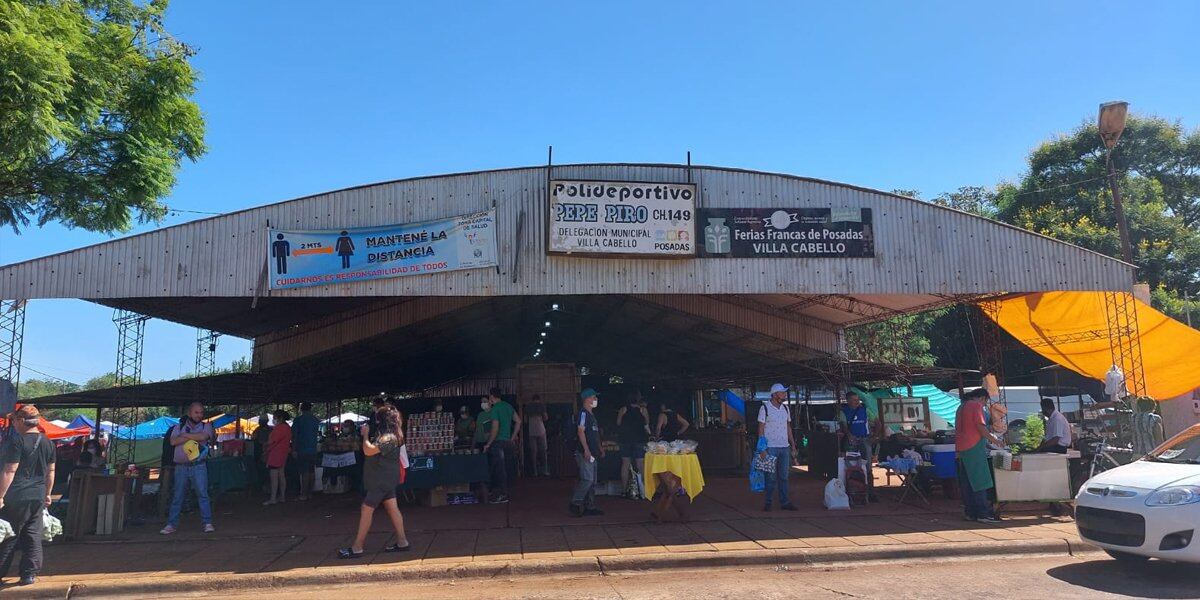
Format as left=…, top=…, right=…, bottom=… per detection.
left=569, top=388, right=605, bottom=517
left=455, top=405, right=476, bottom=447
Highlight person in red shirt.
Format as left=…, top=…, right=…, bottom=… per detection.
left=955, top=388, right=1005, bottom=523
left=263, top=410, right=292, bottom=506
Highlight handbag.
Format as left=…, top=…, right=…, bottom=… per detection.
left=752, top=452, right=777, bottom=474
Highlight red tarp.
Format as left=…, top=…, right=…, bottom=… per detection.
left=0, top=417, right=91, bottom=440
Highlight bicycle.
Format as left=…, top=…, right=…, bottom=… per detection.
left=1087, top=442, right=1135, bottom=479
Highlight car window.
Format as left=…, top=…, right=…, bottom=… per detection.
left=1145, top=425, right=1200, bottom=464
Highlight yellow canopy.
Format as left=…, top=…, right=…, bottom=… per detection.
left=991, top=291, right=1200, bottom=400
left=204, top=413, right=260, bottom=437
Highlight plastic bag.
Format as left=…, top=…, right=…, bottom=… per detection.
left=312, top=466, right=325, bottom=492
left=749, top=468, right=766, bottom=493
left=823, top=478, right=850, bottom=510
left=0, top=518, right=13, bottom=542
left=752, top=452, right=777, bottom=474
left=42, top=510, right=62, bottom=542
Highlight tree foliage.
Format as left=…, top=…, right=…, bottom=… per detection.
left=0, top=0, right=205, bottom=233
left=996, top=115, right=1200, bottom=319
left=850, top=116, right=1200, bottom=372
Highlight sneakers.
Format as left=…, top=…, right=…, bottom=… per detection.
left=568, top=504, right=583, bottom=517
left=17, top=574, right=35, bottom=586
left=780, top=504, right=798, bottom=512
left=203, top=523, right=215, bottom=533
left=488, top=493, right=509, bottom=504
left=763, top=504, right=772, bottom=512
left=582, top=508, right=605, bottom=517
left=159, top=525, right=177, bottom=535
left=977, top=517, right=1002, bottom=525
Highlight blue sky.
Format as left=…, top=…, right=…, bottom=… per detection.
left=3, top=1, right=1199, bottom=386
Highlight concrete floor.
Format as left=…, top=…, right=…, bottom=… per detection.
left=211, top=554, right=1200, bottom=600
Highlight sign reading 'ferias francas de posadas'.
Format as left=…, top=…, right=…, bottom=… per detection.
left=548, top=180, right=696, bottom=257
left=697, top=208, right=875, bottom=258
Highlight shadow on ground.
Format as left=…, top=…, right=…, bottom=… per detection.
left=1047, top=558, right=1200, bottom=599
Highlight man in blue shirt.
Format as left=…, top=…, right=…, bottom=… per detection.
left=291, top=403, right=321, bottom=501
left=839, top=392, right=877, bottom=500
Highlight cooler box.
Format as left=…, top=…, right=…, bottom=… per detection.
left=921, top=444, right=957, bottom=479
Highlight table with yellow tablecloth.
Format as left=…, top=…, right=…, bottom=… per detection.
left=643, top=453, right=705, bottom=501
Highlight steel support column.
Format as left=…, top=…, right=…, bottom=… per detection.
left=1103, top=291, right=1147, bottom=398
left=111, top=309, right=150, bottom=467
left=974, top=300, right=1006, bottom=404
left=0, top=300, right=26, bottom=411
left=195, top=329, right=220, bottom=377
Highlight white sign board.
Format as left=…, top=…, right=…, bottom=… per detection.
left=548, top=180, right=697, bottom=257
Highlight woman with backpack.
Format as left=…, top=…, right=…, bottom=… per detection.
left=338, top=404, right=410, bottom=559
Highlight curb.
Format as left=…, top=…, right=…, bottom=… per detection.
left=35, top=537, right=1090, bottom=598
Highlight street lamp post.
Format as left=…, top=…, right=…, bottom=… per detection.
left=1098, top=101, right=1133, bottom=266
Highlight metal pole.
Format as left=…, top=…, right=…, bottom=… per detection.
left=1106, top=151, right=1134, bottom=267
left=1185, top=289, right=1193, bottom=328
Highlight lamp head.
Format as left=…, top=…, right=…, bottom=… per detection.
left=1098, top=101, right=1129, bottom=150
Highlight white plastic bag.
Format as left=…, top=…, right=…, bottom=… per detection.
left=312, top=466, right=325, bottom=492
left=0, top=518, right=13, bottom=542
left=823, top=478, right=850, bottom=510
left=42, top=510, right=62, bottom=542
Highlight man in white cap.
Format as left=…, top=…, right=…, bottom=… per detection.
left=757, top=384, right=797, bottom=511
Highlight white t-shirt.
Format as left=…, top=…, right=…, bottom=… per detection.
left=1044, top=410, right=1072, bottom=447
left=758, top=402, right=791, bottom=448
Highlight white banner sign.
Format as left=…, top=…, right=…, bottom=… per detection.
left=548, top=180, right=697, bottom=257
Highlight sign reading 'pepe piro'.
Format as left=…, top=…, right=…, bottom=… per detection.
left=548, top=180, right=696, bottom=257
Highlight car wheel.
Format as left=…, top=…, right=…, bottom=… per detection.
left=1105, top=549, right=1151, bottom=562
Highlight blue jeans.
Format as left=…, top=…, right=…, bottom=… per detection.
left=956, top=459, right=994, bottom=520
left=168, top=463, right=213, bottom=527
left=571, top=452, right=597, bottom=509
left=763, top=447, right=792, bottom=507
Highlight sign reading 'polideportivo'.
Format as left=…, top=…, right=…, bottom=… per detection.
left=267, top=210, right=498, bottom=290
left=548, top=180, right=696, bottom=257
left=697, top=208, right=874, bottom=258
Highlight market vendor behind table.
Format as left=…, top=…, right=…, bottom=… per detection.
left=838, top=391, right=878, bottom=501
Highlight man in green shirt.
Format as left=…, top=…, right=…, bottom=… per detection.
left=473, top=397, right=493, bottom=448
left=482, top=387, right=521, bottom=504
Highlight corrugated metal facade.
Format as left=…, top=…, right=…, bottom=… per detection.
left=0, top=164, right=1133, bottom=301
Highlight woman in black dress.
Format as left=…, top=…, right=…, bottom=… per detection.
left=338, top=405, right=410, bottom=558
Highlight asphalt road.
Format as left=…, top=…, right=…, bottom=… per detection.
left=218, top=554, right=1200, bottom=600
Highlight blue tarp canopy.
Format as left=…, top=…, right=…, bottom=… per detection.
left=111, top=416, right=179, bottom=440
left=207, top=414, right=241, bottom=430
left=67, top=415, right=116, bottom=433
left=852, top=384, right=960, bottom=431
left=894, top=384, right=961, bottom=427
left=718, top=390, right=746, bottom=416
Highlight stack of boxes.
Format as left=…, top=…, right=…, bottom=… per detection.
left=406, top=411, right=454, bottom=456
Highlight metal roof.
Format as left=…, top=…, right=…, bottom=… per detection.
left=1, top=164, right=1131, bottom=304
left=4, top=164, right=1135, bottom=409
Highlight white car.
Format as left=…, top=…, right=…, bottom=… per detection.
left=1075, top=423, right=1200, bottom=563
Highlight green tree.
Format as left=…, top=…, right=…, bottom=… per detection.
left=16, top=377, right=79, bottom=400
left=0, top=0, right=205, bottom=232
left=83, top=371, right=120, bottom=389
left=932, top=185, right=1000, bottom=218
left=996, top=115, right=1200, bottom=320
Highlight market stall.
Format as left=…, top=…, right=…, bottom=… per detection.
left=398, top=411, right=491, bottom=505
left=643, top=440, right=704, bottom=521
left=991, top=450, right=1074, bottom=506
